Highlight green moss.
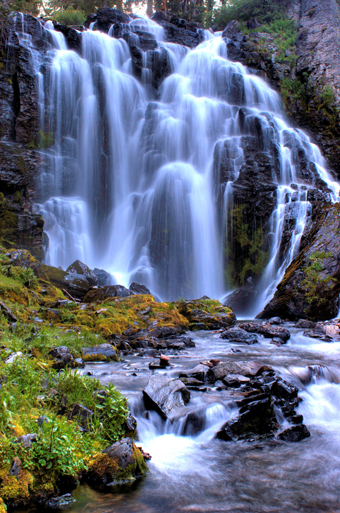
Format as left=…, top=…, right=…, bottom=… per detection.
left=223, top=204, right=269, bottom=287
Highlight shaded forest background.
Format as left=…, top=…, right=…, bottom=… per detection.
left=0, top=0, right=292, bottom=31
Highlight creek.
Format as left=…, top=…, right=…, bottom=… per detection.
left=21, top=325, right=340, bottom=513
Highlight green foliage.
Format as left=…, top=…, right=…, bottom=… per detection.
left=8, top=266, right=38, bottom=288
left=301, top=250, right=334, bottom=305
left=95, top=383, right=128, bottom=442
left=0, top=338, right=130, bottom=480
left=212, top=0, right=286, bottom=30
left=52, top=8, right=86, bottom=26
left=224, top=204, right=269, bottom=287
left=29, top=130, right=54, bottom=150
left=320, top=85, right=335, bottom=108
left=31, top=415, right=88, bottom=474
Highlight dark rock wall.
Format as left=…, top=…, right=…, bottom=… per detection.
left=0, top=14, right=46, bottom=259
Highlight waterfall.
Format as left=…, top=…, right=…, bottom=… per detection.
left=13, top=14, right=339, bottom=310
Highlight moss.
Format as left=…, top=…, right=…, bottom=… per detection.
left=0, top=497, right=7, bottom=513
left=223, top=204, right=269, bottom=287
left=0, top=461, right=34, bottom=504
left=84, top=443, right=147, bottom=484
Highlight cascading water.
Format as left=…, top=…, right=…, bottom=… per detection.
left=13, top=14, right=339, bottom=312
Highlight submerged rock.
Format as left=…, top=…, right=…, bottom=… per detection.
left=143, top=375, right=190, bottom=419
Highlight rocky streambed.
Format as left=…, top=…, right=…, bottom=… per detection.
left=15, top=317, right=340, bottom=513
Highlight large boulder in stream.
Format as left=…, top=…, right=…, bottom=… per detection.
left=143, top=375, right=190, bottom=419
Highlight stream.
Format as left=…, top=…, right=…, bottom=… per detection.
left=24, top=324, right=340, bottom=513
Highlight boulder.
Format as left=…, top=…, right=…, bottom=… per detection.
left=82, top=344, right=118, bottom=362
left=179, top=363, right=210, bottom=382
left=68, top=404, right=94, bottom=430
left=66, top=260, right=98, bottom=286
left=296, top=319, right=316, bottom=329
left=278, top=424, right=310, bottom=442
left=222, top=20, right=241, bottom=39
left=49, top=346, right=81, bottom=370
left=143, top=375, right=190, bottom=419
left=207, top=360, right=269, bottom=383
left=238, top=322, right=290, bottom=342
left=222, top=286, right=257, bottom=316
left=129, top=282, right=151, bottom=295
left=43, top=265, right=90, bottom=300
left=216, top=397, right=277, bottom=441
left=176, top=299, right=235, bottom=330
left=84, top=437, right=147, bottom=486
left=269, top=317, right=284, bottom=325
left=83, top=285, right=132, bottom=303
left=93, top=268, right=115, bottom=287
left=220, top=327, right=258, bottom=344
left=45, top=494, right=76, bottom=509
left=87, top=8, right=130, bottom=33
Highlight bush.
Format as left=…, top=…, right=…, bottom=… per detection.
left=52, top=8, right=86, bottom=27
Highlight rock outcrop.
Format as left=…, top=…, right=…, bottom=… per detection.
left=225, top=0, right=340, bottom=179
left=257, top=204, right=340, bottom=320
left=0, top=14, right=46, bottom=258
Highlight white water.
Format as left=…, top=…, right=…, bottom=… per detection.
left=12, top=14, right=339, bottom=312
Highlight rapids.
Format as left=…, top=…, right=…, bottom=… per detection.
left=12, top=13, right=339, bottom=314
left=17, top=325, right=340, bottom=513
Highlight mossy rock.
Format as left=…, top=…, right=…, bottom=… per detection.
left=175, top=298, right=236, bottom=329
left=84, top=438, right=147, bottom=486
left=0, top=458, right=34, bottom=506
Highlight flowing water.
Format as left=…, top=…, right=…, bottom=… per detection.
left=18, top=326, right=340, bottom=513
left=11, top=14, right=339, bottom=312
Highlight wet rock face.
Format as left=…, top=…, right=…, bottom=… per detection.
left=0, top=14, right=45, bottom=259
left=257, top=204, right=340, bottom=321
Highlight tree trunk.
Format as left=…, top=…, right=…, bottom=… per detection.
left=147, top=0, right=153, bottom=16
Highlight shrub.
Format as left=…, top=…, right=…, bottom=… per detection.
left=52, top=9, right=86, bottom=27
